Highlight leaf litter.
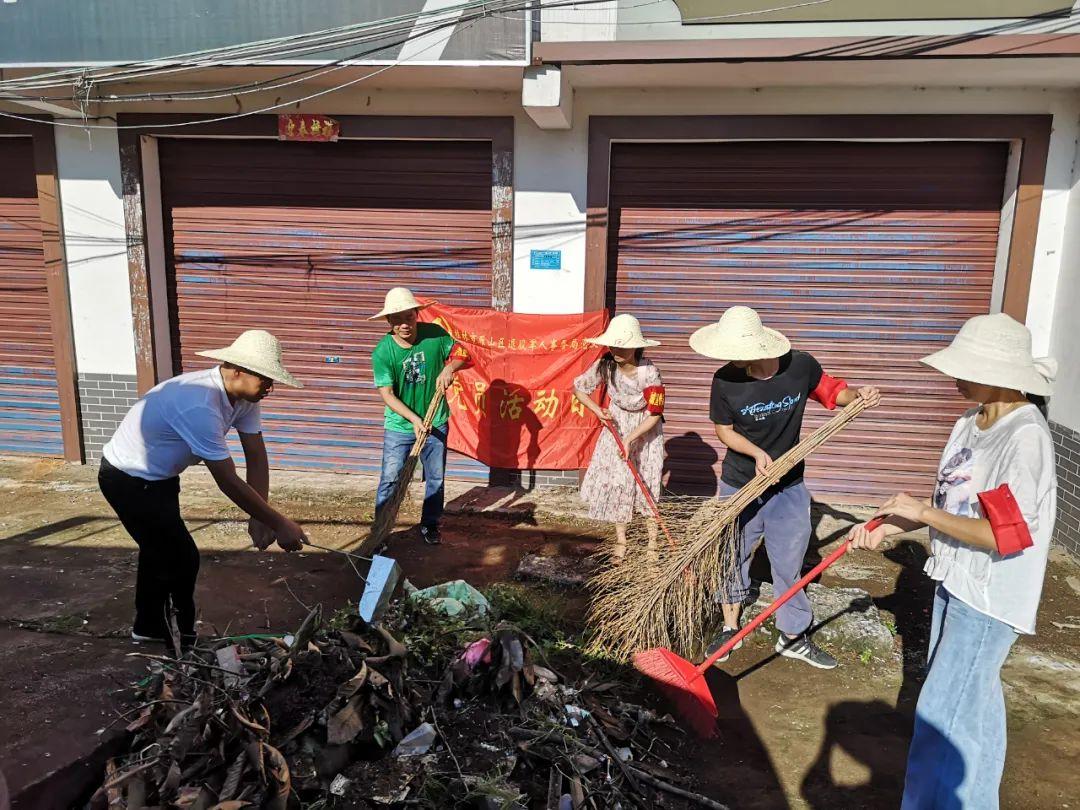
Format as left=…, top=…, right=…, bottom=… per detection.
left=87, top=584, right=728, bottom=809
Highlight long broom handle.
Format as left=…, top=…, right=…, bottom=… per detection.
left=409, top=386, right=447, bottom=455
left=602, top=420, right=678, bottom=549
left=693, top=517, right=885, bottom=677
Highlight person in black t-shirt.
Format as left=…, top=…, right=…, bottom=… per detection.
left=690, top=306, right=881, bottom=669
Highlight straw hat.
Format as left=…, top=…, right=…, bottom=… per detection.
left=368, top=287, right=431, bottom=320
left=921, top=313, right=1056, bottom=396
left=689, top=306, right=790, bottom=361
left=585, top=314, right=660, bottom=349
left=196, top=330, right=302, bottom=388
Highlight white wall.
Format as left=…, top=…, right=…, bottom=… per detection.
left=54, top=123, right=137, bottom=376
left=1048, top=123, right=1080, bottom=432
left=512, top=120, right=591, bottom=313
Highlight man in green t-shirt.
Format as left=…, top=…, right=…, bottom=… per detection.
left=369, top=287, right=469, bottom=544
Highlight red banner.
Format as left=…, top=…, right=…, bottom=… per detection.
left=277, top=114, right=340, bottom=142
left=420, top=304, right=608, bottom=470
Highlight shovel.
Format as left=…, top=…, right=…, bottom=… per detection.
left=302, top=542, right=402, bottom=625
left=632, top=518, right=884, bottom=738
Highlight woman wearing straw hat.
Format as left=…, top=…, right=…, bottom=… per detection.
left=691, top=306, right=881, bottom=669
left=574, top=314, right=666, bottom=563
left=369, top=287, right=470, bottom=546
left=98, top=330, right=309, bottom=652
left=849, top=313, right=1057, bottom=810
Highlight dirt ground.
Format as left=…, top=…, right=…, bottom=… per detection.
left=0, top=455, right=1078, bottom=809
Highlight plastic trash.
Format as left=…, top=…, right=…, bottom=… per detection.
left=330, top=774, right=351, bottom=796
left=392, top=722, right=437, bottom=758
left=461, top=638, right=493, bottom=672
left=563, top=705, right=590, bottom=728
left=407, top=580, right=491, bottom=616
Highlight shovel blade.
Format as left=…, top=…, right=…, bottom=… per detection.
left=359, top=554, right=401, bottom=624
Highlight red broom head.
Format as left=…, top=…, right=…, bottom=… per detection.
left=633, top=648, right=719, bottom=739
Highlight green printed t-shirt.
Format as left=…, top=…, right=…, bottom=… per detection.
left=371, top=322, right=454, bottom=433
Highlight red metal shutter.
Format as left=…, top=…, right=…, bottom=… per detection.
left=159, top=138, right=493, bottom=479
left=0, top=137, right=62, bottom=457
left=608, top=140, right=1009, bottom=502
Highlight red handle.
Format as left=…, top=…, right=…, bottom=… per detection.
left=602, top=420, right=678, bottom=549
left=695, top=517, right=884, bottom=675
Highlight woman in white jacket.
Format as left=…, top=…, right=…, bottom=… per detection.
left=850, top=313, right=1057, bottom=810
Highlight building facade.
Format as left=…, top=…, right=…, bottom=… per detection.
left=1, top=0, right=1079, bottom=551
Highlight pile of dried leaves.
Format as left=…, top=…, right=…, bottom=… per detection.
left=88, top=591, right=727, bottom=809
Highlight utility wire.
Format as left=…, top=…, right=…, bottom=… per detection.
left=0, top=0, right=612, bottom=96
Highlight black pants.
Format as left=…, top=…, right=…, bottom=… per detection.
left=98, top=457, right=199, bottom=641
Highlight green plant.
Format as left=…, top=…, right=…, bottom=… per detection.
left=464, top=766, right=528, bottom=809
left=483, top=582, right=568, bottom=643
left=373, top=719, right=392, bottom=749
left=883, top=617, right=898, bottom=637
left=859, top=647, right=873, bottom=665
left=326, top=605, right=356, bottom=631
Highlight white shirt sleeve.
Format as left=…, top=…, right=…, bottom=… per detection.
left=234, top=403, right=262, bottom=435
left=998, top=426, right=1053, bottom=541
left=171, top=404, right=232, bottom=462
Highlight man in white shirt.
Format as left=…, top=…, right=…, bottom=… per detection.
left=99, top=330, right=308, bottom=651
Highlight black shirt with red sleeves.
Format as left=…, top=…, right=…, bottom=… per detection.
left=709, top=350, right=823, bottom=489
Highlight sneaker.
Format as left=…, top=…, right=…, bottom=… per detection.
left=706, top=626, right=744, bottom=665
left=131, top=630, right=163, bottom=643
left=775, top=633, right=837, bottom=670
left=419, top=524, right=442, bottom=545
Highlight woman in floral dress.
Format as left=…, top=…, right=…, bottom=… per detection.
left=574, top=314, right=666, bottom=562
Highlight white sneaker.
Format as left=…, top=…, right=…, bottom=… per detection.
left=775, top=633, right=838, bottom=669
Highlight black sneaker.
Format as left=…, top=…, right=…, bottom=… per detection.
left=775, top=633, right=837, bottom=669
left=706, top=626, right=744, bottom=665
left=419, top=524, right=442, bottom=545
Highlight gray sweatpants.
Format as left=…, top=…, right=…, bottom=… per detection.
left=718, top=480, right=813, bottom=636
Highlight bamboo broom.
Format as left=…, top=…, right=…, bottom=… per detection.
left=588, top=395, right=872, bottom=661
left=361, top=388, right=447, bottom=555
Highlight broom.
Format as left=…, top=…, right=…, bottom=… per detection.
left=588, top=395, right=872, bottom=662
left=363, top=388, right=447, bottom=554
left=634, top=517, right=883, bottom=738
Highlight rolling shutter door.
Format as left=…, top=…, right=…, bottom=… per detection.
left=609, top=140, right=1009, bottom=502
left=159, top=138, right=493, bottom=479
left=0, top=137, right=63, bottom=457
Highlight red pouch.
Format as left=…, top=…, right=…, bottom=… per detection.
left=977, top=484, right=1033, bottom=556
left=643, top=385, right=666, bottom=415
left=810, top=372, right=848, bottom=410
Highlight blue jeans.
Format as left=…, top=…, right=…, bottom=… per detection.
left=375, top=424, right=448, bottom=529
left=719, top=480, right=813, bottom=636
left=902, top=586, right=1018, bottom=810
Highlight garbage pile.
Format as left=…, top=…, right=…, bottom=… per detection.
left=88, top=584, right=728, bottom=809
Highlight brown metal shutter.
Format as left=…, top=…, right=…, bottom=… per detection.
left=608, top=140, right=1009, bottom=502
left=159, top=138, right=493, bottom=479
left=0, top=137, right=63, bottom=457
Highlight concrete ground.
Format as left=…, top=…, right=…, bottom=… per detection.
left=0, top=454, right=1078, bottom=809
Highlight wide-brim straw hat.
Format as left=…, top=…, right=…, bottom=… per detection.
left=921, top=313, right=1056, bottom=396
left=196, top=330, right=303, bottom=389
left=585, top=313, right=660, bottom=349
left=689, top=306, right=791, bottom=361
left=367, top=287, right=432, bottom=320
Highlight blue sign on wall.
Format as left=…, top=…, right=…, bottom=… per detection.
left=530, top=249, right=562, bottom=271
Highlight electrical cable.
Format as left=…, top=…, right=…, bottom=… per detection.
left=0, top=0, right=611, bottom=95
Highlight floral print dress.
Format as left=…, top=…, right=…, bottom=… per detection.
left=575, top=359, right=665, bottom=523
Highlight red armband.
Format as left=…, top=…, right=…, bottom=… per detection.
left=448, top=343, right=472, bottom=368
left=977, top=484, right=1033, bottom=556
left=810, top=372, right=848, bottom=410
left=642, top=385, right=666, bottom=415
